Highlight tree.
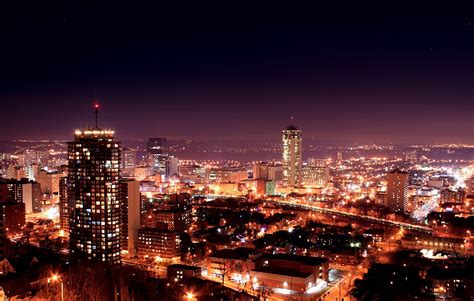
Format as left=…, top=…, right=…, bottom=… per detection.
left=215, top=259, right=231, bottom=286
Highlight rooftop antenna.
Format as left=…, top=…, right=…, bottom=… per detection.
left=93, top=98, right=100, bottom=128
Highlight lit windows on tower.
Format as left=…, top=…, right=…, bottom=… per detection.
left=68, top=128, right=122, bottom=264
left=282, top=125, right=303, bottom=186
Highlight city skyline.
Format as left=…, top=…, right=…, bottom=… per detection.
left=2, top=3, right=474, bottom=300
left=4, top=2, right=474, bottom=143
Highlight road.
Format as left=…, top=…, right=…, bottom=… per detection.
left=269, top=199, right=434, bottom=233
left=322, top=273, right=354, bottom=301
left=192, top=194, right=435, bottom=233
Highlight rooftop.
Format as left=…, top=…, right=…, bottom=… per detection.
left=211, top=247, right=258, bottom=260
left=285, top=125, right=298, bottom=131
left=253, top=266, right=312, bottom=278
left=261, top=254, right=328, bottom=266
left=167, top=264, right=201, bottom=271
left=74, top=129, right=115, bottom=138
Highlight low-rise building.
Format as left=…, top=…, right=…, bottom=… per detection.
left=207, top=247, right=261, bottom=283
left=1, top=202, right=25, bottom=233
left=250, top=254, right=329, bottom=295
left=167, top=264, right=202, bottom=283
left=137, top=228, right=181, bottom=260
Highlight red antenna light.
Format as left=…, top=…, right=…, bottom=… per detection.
left=93, top=99, right=100, bottom=128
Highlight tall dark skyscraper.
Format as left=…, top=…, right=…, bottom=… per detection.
left=68, top=129, right=122, bottom=263
left=147, top=138, right=167, bottom=176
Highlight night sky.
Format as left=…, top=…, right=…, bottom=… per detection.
left=3, top=2, right=474, bottom=144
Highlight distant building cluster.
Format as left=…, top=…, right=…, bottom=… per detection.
left=0, top=115, right=473, bottom=301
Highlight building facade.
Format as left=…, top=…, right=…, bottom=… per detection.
left=68, top=129, right=121, bottom=264
left=120, top=179, right=141, bottom=257
left=167, top=264, right=202, bottom=283
left=302, top=159, right=329, bottom=188
left=1, top=202, right=25, bottom=233
left=147, top=138, right=167, bottom=176
left=36, top=170, right=62, bottom=194
left=0, top=179, right=41, bottom=213
left=282, top=125, right=303, bottom=186
left=137, top=228, right=181, bottom=260
left=386, top=168, right=409, bottom=212
left=122, top=148, right=136, bottom=176
left=59, top=177, right=69, bottom=231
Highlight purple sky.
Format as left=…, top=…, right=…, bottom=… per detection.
left=3, top=2, right=474, bottom=144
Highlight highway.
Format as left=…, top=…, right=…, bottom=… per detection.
left=267, top=199, right=434, bottom=233
left=192, top=194, right=434, bottom=233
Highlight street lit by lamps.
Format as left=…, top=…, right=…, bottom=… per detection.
left=48, top=274, right=64, bottom=301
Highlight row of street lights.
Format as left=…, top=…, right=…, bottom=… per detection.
left=48, top=273, right=193, bottom=301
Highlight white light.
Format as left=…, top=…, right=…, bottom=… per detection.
left=306, top=280, right=327, bottom=295
left=274, top=288, right=292, bottom=295
left=45, top=207, right=59, bottom=219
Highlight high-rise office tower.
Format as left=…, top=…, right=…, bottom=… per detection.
left=25, top=164, right=39, bottom=181
left=59, top=177, right=69, bottom=231
left=122, top=148, right=136, bottom=176
left=0, top=179, right=27, bottom=203
left=147, top=138, right=167, bottom=175
left=386, top=168, right=409, bottom=212
left=282, top=125, right=303, bottom=186
left=37, top=170, right=63, bottom=194
left=68, top=128, right=121, bottom=263
left=165, top=156, right=179, bottom=179
left=0, top=179, right=41, bottom=213
left=21, top=181, right=42, bottom=213
left=120, top=179, right=140, bottom=257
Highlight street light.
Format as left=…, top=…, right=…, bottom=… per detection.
left=185, top=292, right=195, bottom=300
left=49, top=274, right=64, bottom=301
